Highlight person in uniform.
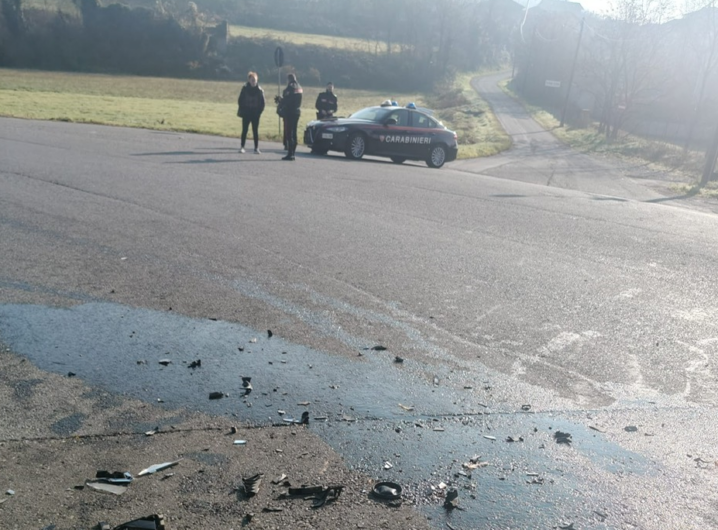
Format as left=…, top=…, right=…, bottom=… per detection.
left=237, top=71, right=266, bottom=154
left=278, top=73, right=303, bottom=161
left=315, top=82, right=338, bottom=120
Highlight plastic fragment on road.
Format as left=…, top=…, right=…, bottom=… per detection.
left=282, top=411, right=310, bottom=425
left=444, top=487, right=459, bottom=509
left=233, top=440, right=247, bottom=445
left=370, top=345, right=387, bottom=351
left=5, top=489, right=14, bottom=495
left=138, top=460, right=181, bottom=477
left=398, top=403, right=414, bottom=411
left=267, top=329, right=273, bottom=338
left=271, top=474, right=287, bottom=485
left=506, top=436, right=524, bottom=442
left=158, top=359, right=171, bottom=366
left=95, top=471, right=133, bottom=484
left=242, top=473, right=263, bottom=497
left=554, top=431, right=573, bottom=445
left=209, top=392, right=225, bottom=400
left=483, top=435, right=496, bottom=441
left=85, top=481, right=128, bottom=495
left=383, top=461, right=393, bottom=470
left=113, top=514, right=167, bottom=530
left=371, top=481, right=402, bottom=500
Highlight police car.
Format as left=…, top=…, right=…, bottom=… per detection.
left=303, top=103, right=458, bottom=168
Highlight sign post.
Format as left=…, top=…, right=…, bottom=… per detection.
left=274, top=46, right=284, bottom=138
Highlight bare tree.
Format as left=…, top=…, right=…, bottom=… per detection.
left=678, top=1, right=718, bottom=152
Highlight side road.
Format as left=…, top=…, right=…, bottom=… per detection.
left=453, top=72, right=718, bottom=213
left=0, top=343, right=431, bottom=530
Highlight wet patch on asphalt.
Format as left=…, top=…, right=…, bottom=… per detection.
left=0, top=302, right=654, bottom=528
left=50, top=412, right=87, bottom=436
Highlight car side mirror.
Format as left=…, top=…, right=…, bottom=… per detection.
left=385, top=118, right=397, bottom=126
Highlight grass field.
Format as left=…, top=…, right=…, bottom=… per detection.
left=229, top=25, right=401, bottom=54
left=0, top=68, right=508, bottom=159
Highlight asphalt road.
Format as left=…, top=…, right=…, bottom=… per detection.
left=2, top=107, right=718, bottom=529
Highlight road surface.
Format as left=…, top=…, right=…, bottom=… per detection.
left=1, top=115, right=718, bottom=529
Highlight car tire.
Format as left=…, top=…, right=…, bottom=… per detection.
left=426, top=144, right=447, bottom=168
left=390, top=157, right=406, bottom=164
left=311, top=148, right=329, bottom=155
left=345, top=132, right=366, bottom=160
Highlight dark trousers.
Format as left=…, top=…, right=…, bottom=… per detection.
left=241, top=115, right=260, bottom=148
left=285, top=113, right=300, bottom=155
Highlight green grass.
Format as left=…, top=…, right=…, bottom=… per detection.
left=420, top=72, right=511, bottom=159
left=229, top=25, right=402, bottom=54
left=0, top=68, right=508, bottom=160
left=0, top=68, right=431, bottom=143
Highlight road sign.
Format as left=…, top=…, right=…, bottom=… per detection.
left=274, top=47, right=284, bottom=68
left=545, top=80, right=561, bottom=88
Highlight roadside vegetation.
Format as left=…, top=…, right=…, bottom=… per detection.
left=501, top=79, right=709, bottom=192
left=0, top=68, right=507, bottom=159
left=229, top=25, right=400, bottom=54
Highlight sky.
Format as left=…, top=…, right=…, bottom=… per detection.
left=528, top=0, right=688, bottom=18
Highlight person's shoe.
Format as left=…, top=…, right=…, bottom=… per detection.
left=282, top=154, right=295, bottom=161
left=254, top=148, right=261, bottom=154
left=239, top=147, right=245, bottom=153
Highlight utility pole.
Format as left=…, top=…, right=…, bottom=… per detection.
left=560, top=17, right=585, bottom=128
left=701, top=124, right=718, bottom=187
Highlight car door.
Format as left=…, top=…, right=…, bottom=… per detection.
left=408, top=111, right=439, bottom=159
left=376, top=109, right=411, bottom=156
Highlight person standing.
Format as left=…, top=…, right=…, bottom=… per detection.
left=315, top=82, right=337, bottom=120
left=280, top=73, right=303, bottom=161
left=237, top=71, right=266, bottom=154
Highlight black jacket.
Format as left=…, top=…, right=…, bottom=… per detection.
left=238, top=83, right=266, bottom=118
left=281, top=81, right=303, bottom=117
left=315, top=90, right=338, bottom=116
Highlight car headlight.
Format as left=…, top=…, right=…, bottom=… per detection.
left=325, top=126, right=348, bottom=133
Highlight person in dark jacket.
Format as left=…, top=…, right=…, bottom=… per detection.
left=315, top=82, right=337, bottom=119
left=237, top=71, right=266, bottom=154
left=278, top=73, right=303, bottom=161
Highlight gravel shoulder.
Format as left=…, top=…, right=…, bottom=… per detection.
left=0, top=344, right=431, bottom=530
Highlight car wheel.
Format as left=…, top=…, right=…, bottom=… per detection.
left=345, top=132, right=366, bottom=160
left=426, top=144, right=447, bottom=168
left=390, top=156, right=406, bottom=164
left=311, top=148, right=328, bottom=155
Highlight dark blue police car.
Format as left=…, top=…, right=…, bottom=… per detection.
left=303, top=104, right=459, bottom=168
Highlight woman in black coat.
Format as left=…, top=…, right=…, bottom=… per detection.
left=237, top=71, right=266, bottom=154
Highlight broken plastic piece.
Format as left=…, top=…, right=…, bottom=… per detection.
left=267, top=330, right=273, bottom=338
left=138, top=460, right=181, bottom=477
left=242, top=473, right=263, bottom=497
left=233, top=440, right=247, bottom=445
left=371, top=345, right=387, bottom=351
left=271, top=474, right=287, bottom=485
left=209, top=392, right=225, bottom=400
left=312, top=485, right=343, bottom=508
left=444, top=488, right=459, bottom=509
left=554, top=431, right=572, bottom=445
left=85, top=481, right=128, bottom=495
left=6, top=489, right=15, bottom=495
left=158, top=359, right=171, bottom=366
left=112, top=514, right=167, bottom=530
left=95, top=471, right=133, bottom=484
left=372, top=481, right=402, bottom=500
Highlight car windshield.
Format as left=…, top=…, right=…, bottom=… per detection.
left=349, top=107, right=393, bottom=123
